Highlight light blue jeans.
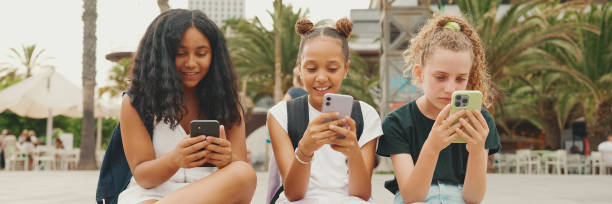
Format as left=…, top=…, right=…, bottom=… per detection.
left=394, top=181, right=484, bottom=204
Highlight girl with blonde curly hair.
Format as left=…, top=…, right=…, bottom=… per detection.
left=377, top=14, right=501, bottom=204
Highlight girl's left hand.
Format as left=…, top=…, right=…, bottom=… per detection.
left=328, top=116, right=361, bottom=158
left=204, top=125, right=233, bottom=168
left=456, top=110, right=489, bottom=153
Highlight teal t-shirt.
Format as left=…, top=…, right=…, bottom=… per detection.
left=376, top=100, right=501, bottom=193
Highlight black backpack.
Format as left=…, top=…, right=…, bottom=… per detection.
left=95, top=92, right=154, bottom=204
left=270, top=95, right=364, bottom=204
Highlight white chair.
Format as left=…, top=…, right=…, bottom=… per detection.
left=96, top=149, right=106, bottom=168
left=515, top=149, right=541, bottom=174
left=544, top=150, right=568, bottom=175
left=33, top=146, right=56, bottom=171
left=5, top=145, right=28, bottom=170
left=566, top=154, right=586, bottom=174
left=588, top=152, right=603, bottom=175
left=494, top=153, right=514, bottom=173
left=59, top=148, right=79, bottom=170
left=600, top=150, right=612, bottom=175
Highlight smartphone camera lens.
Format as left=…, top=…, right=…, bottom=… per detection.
left=326, top=97, right=331, bottom=101
left=456, top=95, right=462, bottom=100
left=325, top=102, right=330, bottom=106
left=462, top=99, right=468, bottom=103
left=455, top=101, right=461, bottom=107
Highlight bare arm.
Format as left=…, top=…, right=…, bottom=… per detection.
left=121, top=95, right=180, bottom=188
left=458, top=110, right=491, bottom=203
left=328, top=117, right=376, bottom=200
left=392, top=104, right=464, bottom=202
left=121, top=95, right=212, bottom=188
left=267, top=114, right=311, bottom=201
left=391, top=146, right=439, bottom=202
left=346, top=139, right=377, bottom=200
left=224, top=109, right=248, bottom=162
left=462, top=149, right=488, bottom=203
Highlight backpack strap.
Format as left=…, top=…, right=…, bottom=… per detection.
left=286, top=95, right=309, bottom=149
left=271, top=95, right=364, bottom=204
left=351, top=100, right=364, bottom=141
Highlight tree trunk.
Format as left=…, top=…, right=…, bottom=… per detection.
left=78, top=0, right=98, bottom=170
left=590, top=100, right=612, bottom=150
left=157, top=0, right=170, bottom=13
left=273, top=0, right=283, bottom=103
left=543, top=100, right=562, bottom=149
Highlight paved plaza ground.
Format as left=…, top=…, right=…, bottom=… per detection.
left=0, top=171, right=610, bottom=203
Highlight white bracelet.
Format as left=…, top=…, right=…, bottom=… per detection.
left=294, top=148, right=312, bottom=165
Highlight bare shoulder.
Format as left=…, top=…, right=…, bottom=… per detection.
left=121, top=94, right=139, bottom=119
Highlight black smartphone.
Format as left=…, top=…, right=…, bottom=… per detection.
left=189, top=120, right=220, bottom=167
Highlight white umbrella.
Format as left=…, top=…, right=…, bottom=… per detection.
left=0, top=69, right=81, bottom=146
left=62, top=96, right=121, bottom=151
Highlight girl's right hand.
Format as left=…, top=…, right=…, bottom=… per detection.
left=171, top=135, right=212, bottom=168
left=298, top=112, right=348, bottom=157
left=424, top=104, right=465, bottom=152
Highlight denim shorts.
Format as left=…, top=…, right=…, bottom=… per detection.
left=393, top=181, right=482, bottom=204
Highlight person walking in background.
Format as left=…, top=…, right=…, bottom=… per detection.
left=598, top=135, right=612, bottom=164
left=0, top=130, right=17, bottom=170
left=17, top=129, right=28, bottom=145
left=283, top=67, right=308, bottom=101
left=27, top=130, right=40, bottom=146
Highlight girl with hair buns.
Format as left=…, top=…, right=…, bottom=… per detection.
left=267, top=17, right=383, bottom=203
left=377, top=14, right=501, bottom=204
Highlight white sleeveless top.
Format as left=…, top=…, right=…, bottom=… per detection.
left=118, top=121, right=216, bottom=203
left=268, top=100, right=383, bottom=203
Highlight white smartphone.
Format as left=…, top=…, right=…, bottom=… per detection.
left=321, top=93, right=354, bottom=139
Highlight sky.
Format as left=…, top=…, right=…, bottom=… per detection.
left=0, top=0, right=370, bottom=87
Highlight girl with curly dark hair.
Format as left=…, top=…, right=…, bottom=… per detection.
left=118, top=9, right=255, bottom=203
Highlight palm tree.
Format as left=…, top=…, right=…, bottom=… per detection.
left=78, top=0, right=98, bottom=170
left=7, top=44, right=50, bottom=78
left=98, top=58, right=131, bottom=98
left=226, top=2, right=379, bottom=110
left=498, top=72, right=581, bottom=149
left=549, top=2, right=612, bottom=148
left=340, top=53, right=379, bottom=108
left=224, top=1, right=304, bottom=103
left=457, top=0, right=589, bottom=107
left=157, top=0, right=170, bottom=13
left=274, top=0, right=283, bottom=102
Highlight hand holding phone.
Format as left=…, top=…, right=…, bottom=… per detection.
left=321, top=93, right=354, bottom=139
left=190, top=120, right=220, bottom=167
left=449, top=90, right=483, bottom=143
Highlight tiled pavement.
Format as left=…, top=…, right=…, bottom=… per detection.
left=0, top=171, right=610, bottom=204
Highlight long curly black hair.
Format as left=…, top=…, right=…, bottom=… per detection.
left=129, top=9, right=241, bottom=130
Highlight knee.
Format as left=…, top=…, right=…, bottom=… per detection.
left=227, top=161, right=257, bottom=191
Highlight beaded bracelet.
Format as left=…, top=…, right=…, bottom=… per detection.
left=294, top=148, right=312, bottom=165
